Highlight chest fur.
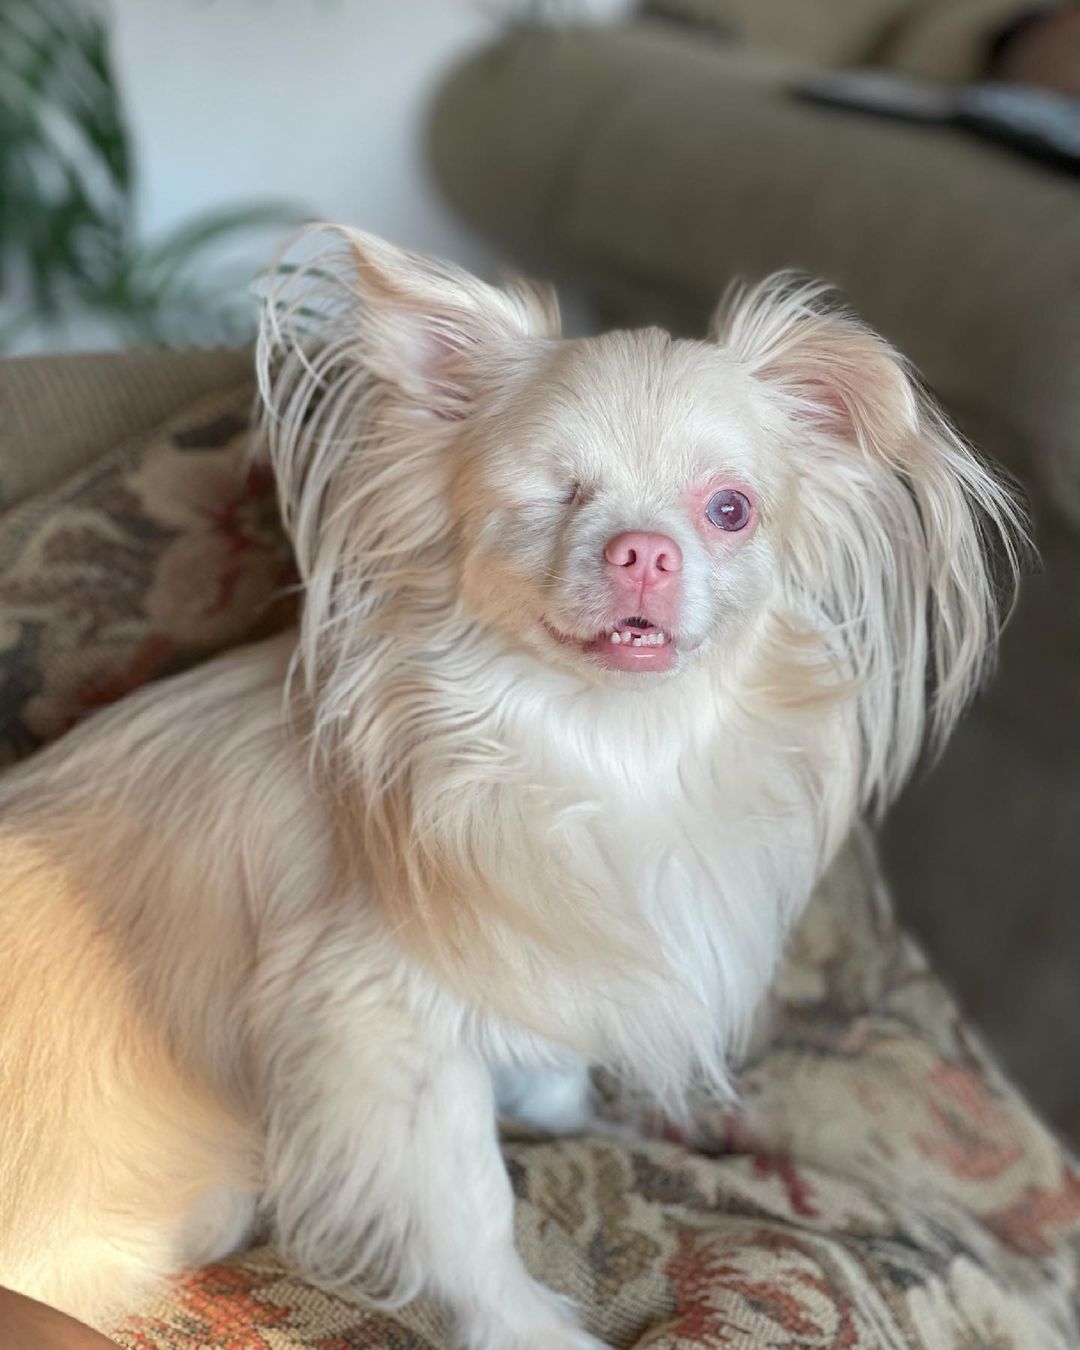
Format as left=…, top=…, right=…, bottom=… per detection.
left=457, top=700, right=820, bottom=1090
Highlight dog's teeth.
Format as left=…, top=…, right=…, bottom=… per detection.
left=610, top=626, right=671, bottom=648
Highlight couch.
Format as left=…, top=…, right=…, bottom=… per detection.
left=426, top=5, right=1080, bottom=1144
left=0, top=339, right=1077, bottom=1345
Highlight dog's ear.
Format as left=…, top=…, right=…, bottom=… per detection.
left=264, top=226, right=560, bottom=420
left=711, top=273, right=919, bottom=452
left=344, top=231, right=559, bottom=415
left=713, top=275, right=1027, bottom=809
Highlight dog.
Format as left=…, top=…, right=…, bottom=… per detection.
left=0, top=226, right=1023, bottom=1348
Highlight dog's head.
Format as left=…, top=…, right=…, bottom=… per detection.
left=260, top=227, right=1024, bottom=808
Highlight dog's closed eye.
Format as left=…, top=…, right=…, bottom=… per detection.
left=561, top=480, right=594, bottom=508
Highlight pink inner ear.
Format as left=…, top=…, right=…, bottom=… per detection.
left=425, top=324, right=466, bottom=362
left=398, top=316, right=475, bottom=421
left=427, top=335, right=472, bottom=422
left=782, top=362, right=883, bottom=450
left=807, top=381, right=855, bottom=435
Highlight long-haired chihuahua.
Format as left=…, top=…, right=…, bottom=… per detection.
left=0, top=228, right=1023, bottom=1348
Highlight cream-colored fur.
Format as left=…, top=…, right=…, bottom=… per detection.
left=0, top=227, right=1023, bottom=1349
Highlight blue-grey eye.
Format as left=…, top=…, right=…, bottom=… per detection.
left=705, top=488, right=751, bottom=531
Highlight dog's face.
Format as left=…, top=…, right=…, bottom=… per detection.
left=454, top=332, right=785, bottom=683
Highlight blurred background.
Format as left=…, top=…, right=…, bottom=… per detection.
left=1, top=0, right=1077, bottom=1142
left=0, top=0, right=553, bottom=351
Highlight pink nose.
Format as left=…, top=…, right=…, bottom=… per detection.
left=603, top=531, right=683, bottom=590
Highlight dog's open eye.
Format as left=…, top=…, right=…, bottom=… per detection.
left=705, top=488, right=751, bottom=532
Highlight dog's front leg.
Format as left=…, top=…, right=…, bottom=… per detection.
left=259, top=1013, right=608, bottom=1350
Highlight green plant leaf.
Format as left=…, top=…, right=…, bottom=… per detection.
left=1, top=0, right=313, bottom=351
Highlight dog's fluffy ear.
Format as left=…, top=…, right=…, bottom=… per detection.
left=712, top=273, right=920, bottom=452
left=713, top=275, right=1028, bottom=808
left=339, top=229, right=562, bottom=415
left=262, top=225, right=560, bottom=420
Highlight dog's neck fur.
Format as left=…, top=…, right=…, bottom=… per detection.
left=319, top=619, right=852, bottom=1101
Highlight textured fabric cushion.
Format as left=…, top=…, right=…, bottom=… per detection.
left=0, top=373, right=1077, bottom=1346
left=0, top=381, right=294, bottom=762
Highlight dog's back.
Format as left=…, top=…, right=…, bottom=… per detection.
left=0, top=639, right=299, bottom=1326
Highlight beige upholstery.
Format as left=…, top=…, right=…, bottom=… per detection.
left=0, top=347, right=252, bottom=510
left=882, top=0, right=1047, bottom=81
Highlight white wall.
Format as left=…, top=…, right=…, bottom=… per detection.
left=111, top=0, right=501, bottom=275
left=112, top=0, right=631, bottom=273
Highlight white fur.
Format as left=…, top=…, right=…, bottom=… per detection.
left=0, top=227, right=1023, bottom=1348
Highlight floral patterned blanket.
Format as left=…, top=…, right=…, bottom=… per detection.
left=1, top=383, right=1076, bottom=1348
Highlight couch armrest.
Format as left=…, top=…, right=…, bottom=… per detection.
left=0, top=347, right=252, bottom=511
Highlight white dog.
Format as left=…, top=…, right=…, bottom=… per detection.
left=0, top=228, right=1022, bottom=1348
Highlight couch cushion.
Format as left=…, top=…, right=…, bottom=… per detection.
left=0, top=380, right=294, bottom=762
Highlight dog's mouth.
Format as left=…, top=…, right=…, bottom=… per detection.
left=542, top=616, right=677, bottom=673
